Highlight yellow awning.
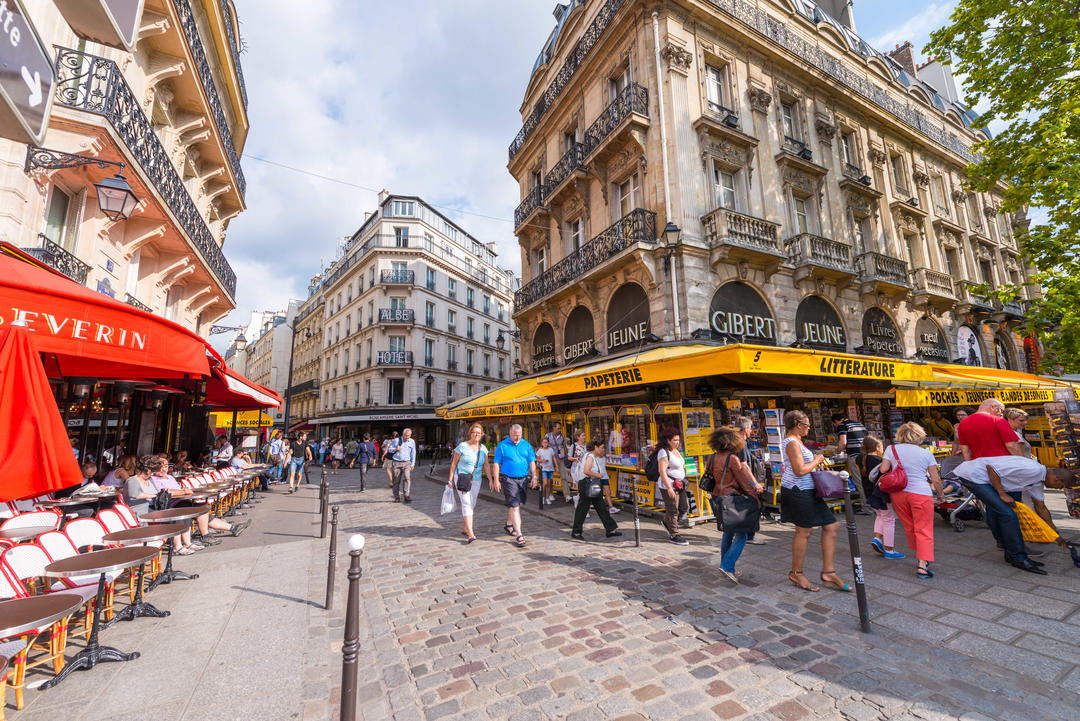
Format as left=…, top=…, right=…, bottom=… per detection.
left=439, top=376, right=551, bottom=420
left=927, top=365, right=1073, bottom=389
left=895, top=387, right=1071, bottom=407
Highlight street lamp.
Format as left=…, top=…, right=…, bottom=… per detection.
left=283, top=324, right=312, bottom=433
left=496, top=329, right=520, bottom=349
left=25, top=146, right=139, bottom=221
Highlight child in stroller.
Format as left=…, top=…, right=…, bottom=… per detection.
left=935, top=456, right=986, bottom=532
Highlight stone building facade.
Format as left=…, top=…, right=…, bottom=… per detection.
left=509, top=0, right=1035, bottom=375
left=0, top=0, right=248, bottom=333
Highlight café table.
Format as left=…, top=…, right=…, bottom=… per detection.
left=40, top=547, right=157, bottom=688
left=139, top=507, right=208, bottom=589
left=0, top=525, right=60, bottom=544
left=36, top=492, right=118, bottom=513
left=101, top=523, right=186, bottom=626
left=0, top=593, right=82, bottom=641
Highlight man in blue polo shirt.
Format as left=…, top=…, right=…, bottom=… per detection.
left=493, top=424, right=537, bottom=547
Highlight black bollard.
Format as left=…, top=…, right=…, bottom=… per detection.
left=320, top=463, right=329, bottom=539
left=340, top=534, right=366, bottom=721
left=841, top=479, right=872, bottom=633
left=326, top=507, right=339, bottom=610
left=632, top=474, right=641, bottom=547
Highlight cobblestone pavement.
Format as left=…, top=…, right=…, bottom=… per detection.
left=331, top=461, right=1080, bottom=721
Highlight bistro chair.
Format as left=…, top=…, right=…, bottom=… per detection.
left=96, top=512, right=157, bottom=598
left=0, top=638, right=27, bottom=721
left=62, top=518, right=108, bottom=554
left=0, top=511, right=61, bottom=532
left=112, top=503, right=140, bottom=529
left=37, top=532, right=120, bottom=614
left=0, top=504, right=17, bottom=521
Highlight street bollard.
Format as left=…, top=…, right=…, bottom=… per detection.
left=632, top=476, right=641, bottom=547
left=320, top=464, right=330, bottom=539
left=340, top=534, right=366, bottom=721
left=325, top=506, right=339, bottom=610
left=840, top=473, right=871, bottom=633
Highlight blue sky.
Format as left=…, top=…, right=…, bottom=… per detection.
left=219, top=0, right=958, bottom=334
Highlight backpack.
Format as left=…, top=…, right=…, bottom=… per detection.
left=644, top=447, right=661, bottom=483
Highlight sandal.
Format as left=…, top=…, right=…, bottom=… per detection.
left=720, top=570, right=739, bottom=585
left=788, top=571, right=820, bottom=592
left=916, top=565, right=934, bottom=579
left=820, top=572, right=852, bottom=592
left=466, top=537, right=477, bottom=544
left=504, top=524, right=515, bottom=536
left=516, top=536, right=527, bottom=548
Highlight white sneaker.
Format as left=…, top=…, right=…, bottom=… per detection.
left=547, top=495, right=555, bottom=503
left=609, top=506, right=620, bottom=514
left=573, top=494, right=579, bottom=508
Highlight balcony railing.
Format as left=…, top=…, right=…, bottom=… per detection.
left=706, top=101, right=740, bottom=127
left=514, top=208, right=656, bottom=309
left=583, top=83, right=649, bottom=156
left=376, top=351, right=413, bottom=366
left=911, top=268, right=956, bottom=299
left=378, top=308, right=414, bottom=324
left=22, top=235, right=91, bottom=285
left=172, top=0, right=246, bottom=196
left=701, top=208, right=782, bottom=254
left=380, top=269, right=414, bottom=285
left=543, top=142, right=585, bottom=199
left=855, top=252, right=910, bottom=287
left=999, top=298, right=1025, bottom=316
left=787, top=234, right=852, bottom=272
left=216, top=0, right=248, bottom=108
left=288, top=379, right=320, bottom=395
left=514, top=185, right=545, bottom=229
left=782, top=135, right=812, bottom=160
left=448, top=360, right=458, bottom=371
left=54, top=48, right=237, bottom=298
left=842, top=163, right=864, bottom=180
left=124, top=293, right=151, bottom=312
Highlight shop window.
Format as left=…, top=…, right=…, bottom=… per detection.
left=588, top=408, right=615, bottom=461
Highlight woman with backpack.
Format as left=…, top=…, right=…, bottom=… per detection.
left=707, top=427, right=762, bottom=584
left=447, top=423, right=491, bottom=543
left=876, top=422, right=946, bottom=579
left=656, top=426, right=689, bottom=546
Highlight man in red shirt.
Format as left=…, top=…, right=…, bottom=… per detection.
left=956, top=399, right=1027, bottom=460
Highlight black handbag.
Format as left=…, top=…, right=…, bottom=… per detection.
left=150, top=489, right=172, bottom=511
left=455, top=472, right=473, bottom=493
left=719, top=494, right=761, bottom=534
left=699, top=454, right=724, bottom=494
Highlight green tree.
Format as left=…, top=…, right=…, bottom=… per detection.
left=925, top=0, right=1080, bottom=371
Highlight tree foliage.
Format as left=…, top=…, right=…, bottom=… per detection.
left=925, top=0, right=1080, bottom=371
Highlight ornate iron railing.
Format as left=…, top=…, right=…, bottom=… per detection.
left=782, top=135, right=810, bottom=158
left=706, top=101, right=739, bottom=126
left=911, top=268, right=957, bottom=298
left=508, top=0, right=629, bottom=161
left=377, top=351, right=413, bottom=366
left=787, top=234, right=852, bottom=271
left=514, top=208, right=656, bottom=309
left=380, top=269, right=415, bottom=284
left=171, top=0, right=246, bottom=196
left=855, top=252, right=910, bottom=286
left=217, top=0, right=247, bottom=108
left=124, top=293, right=151, bottom=312
left=543, top=143, right=585, bottom=199
left=289, top=379, right=319, bottom=395
left=843, top=163, right=864, bottom=180
left=54, top=47, right=237, bottom=298
left=23, top=235, right=91, bottom=284
left=514, top=185, right=545, bottom=229
left=702, top=208, right=781, bottom=254
left=583, top=83, right=649, bottom=156
left=378, top=308, right=414, bottom=324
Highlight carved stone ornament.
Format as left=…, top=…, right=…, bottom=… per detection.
left=609, top=148, right=639, bottom=177
left=912, top=168, right=930, bottom=188
left=1004, top=255, right=1019, bottom=272
left=815, top=117, right=837, bottom=143
left=660, top=44, right=693, bottom=70
left=893, top=210, right=921, bottom=233
left=951, top=189, right=968, bottom=205
left=747, top=85, right=772, bottom=113
left=940, top=229, right=960, bottom=248
left=975, top=243, right=992, bottom=260
left=774, top=79, right=800, bottom=99
left=564, top=193, right=584, bottom=217
left=700, top=138, right=743, bottom=167
left=782, top=168, right=816, bottom=194
left=845, top=191, right=872, bottom=217
left=983, top=204, right=998, bottom=218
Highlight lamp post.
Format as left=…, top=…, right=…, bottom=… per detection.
left=25, top=147, right=139, bottom=220
left=660, top=221, right=682, bottom=340
left=283, top=323, right=312, bottom=434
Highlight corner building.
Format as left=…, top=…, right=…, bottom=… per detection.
left=510, top=0, right=1036, bottom=374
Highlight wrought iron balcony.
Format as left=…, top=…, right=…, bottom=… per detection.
left=289, top=379, right=320, bottom=395
left=376, top=351, right=413, bottom=366
left=583, top=82, right=649, bottom=157
left=702, top=208, right=783, bottom=267
left=706, top=101, right=740, bottom=127
left=543, top=142, right=586, bottom=200
left=22, top=235, right=90, bottom=285
left=215, top=0, right=248, bottom=108
left=781, top=136, right=812, bottom=160
left=514, top=185, right=545, bottom=229
left=124, top=293, right=151, bottom=312
left=855, top=252, right=911, bottom=292
left=380, top=269, right=415, bottom=285
left=911, top=268, right=957, bottom=302
left=378, top=308, right=414, bottom=324
left=54, top=47, right=237, bottom=298
left=172, top=0, right=246, bottom=196
left=787, top=234, right=854, bottom=283
left=448, top=360, right=458, bottom=371
left=514, top=208, right=656, bottom=310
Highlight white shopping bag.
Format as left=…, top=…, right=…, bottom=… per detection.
left=440, top=485, right=456, bottom=515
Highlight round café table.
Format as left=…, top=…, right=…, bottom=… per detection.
left=139, top=507, right=208, bottom=588
left=40, top=547, right=157, bottom=688
left=0, top=593, right=82, bottom=640
left=0, top=525, right=59, bottom=543
left=101, top=523, right=186, bottom=626
left=36, top=493, right=119, bottom=513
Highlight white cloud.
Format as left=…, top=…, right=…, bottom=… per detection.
left=869, top=0, right=958, bottom=55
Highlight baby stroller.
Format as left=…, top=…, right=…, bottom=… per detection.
left=934, top=456, right=985, bottom=532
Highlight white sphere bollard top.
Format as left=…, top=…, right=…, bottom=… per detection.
left=348, top=534, right=366, bottom=552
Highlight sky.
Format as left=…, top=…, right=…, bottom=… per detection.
left=218, top=0, right=959, bottom=336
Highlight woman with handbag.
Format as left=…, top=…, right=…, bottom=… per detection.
left=780, top=410, right=849, bottom=593
left=708, top=427, right=763, bottom=584
left=570, top=442, right=621, bottom=540
left=567, top=430, right=587, bottom=506
left=876, top=423, right=945, bottom=579
left=447, top=423, right=492, bottom=543
left=657, top=427, right=690, bottom=546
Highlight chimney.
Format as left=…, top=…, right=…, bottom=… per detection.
left=816, top=0, right=856, bottom=31
left=377, top=188, right=390, bottom=205
left=887, top=41, right=917, bottom=78
left=918, top=57, right=960, bottom=104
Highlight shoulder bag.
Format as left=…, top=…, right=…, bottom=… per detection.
left=699, top=454, right=720, bottom=494
left=713, top=455, right=760, bottom=533
left=581, top=456, right=604, bottom=498
left=876, top=446, right=908, bottom=494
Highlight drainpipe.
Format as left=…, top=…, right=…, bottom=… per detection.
left=652, top=11, right=681, bottom=340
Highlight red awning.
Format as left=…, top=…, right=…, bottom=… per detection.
left=205, top=364, right=282, bottom=409
left=0, top=243, right=211, bottom=379
left=0, top=323, right=82, bottom=500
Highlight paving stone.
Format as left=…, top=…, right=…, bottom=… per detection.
left=712, top=700, right=748, bottom=719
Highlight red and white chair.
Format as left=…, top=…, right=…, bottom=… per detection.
left=62, top=518, right=107, bottom=553
left=113, top=503, right=140, bottom=529
left=0, top=561, right=67, bottom=712
left=38, top=530, right=123, bottom=607
left=0, top=511, right=60, bottom=532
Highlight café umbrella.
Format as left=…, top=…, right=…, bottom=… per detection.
left=0, top=321, right=82, bottom=501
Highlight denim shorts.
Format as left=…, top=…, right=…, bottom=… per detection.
left=541, top=469, right=554, bottom=481
left=289, top=457, right=305, bottom=474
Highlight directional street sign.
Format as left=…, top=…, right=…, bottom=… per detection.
left=54, top=0, right=146, bottom=52
left=0, top=0, right=54, bottom=145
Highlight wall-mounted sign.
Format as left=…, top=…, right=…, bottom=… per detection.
left=606, top=283, right=651, bottom=352
left=795, top=296, right=846, bottom=352
left=709, top=282, right=776, bottom=345
left=861, top=308, right=902, bottom=357
left=53, top=0, right=146, bottom=52
left=914, top=317, right=949, bottom=361
left=532, top=323, right=556, bottom=372
left=563, top=305, right=595, bottom=362
left=956, top=325, right=983, bottom=366
left=0, top=0, right=55, bottom=145
left=994, top=336, right=1014, bottom=371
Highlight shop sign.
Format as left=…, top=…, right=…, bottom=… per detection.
left=563, top=305, right=594, bottom=362
left=210, top=410, right=274, bottom=428
left=606, top=283, right=651, bottom=352
left=861, top=308, right=902, bottom=357
left=795, top=296, right=846, bottom=352
left=956, top=325, right=983, bottom=366
left=445, top=399, right=551, bottom=420
left=708, top=282, right=776, bottom=345
left=896, top=388, right=1060, bottom=407
left=740, top=347, right=917, bottom=381
left=914, top=317, right=949, bottom=361
left=994, top=337, right=1014, bottom=371
left=532, top=323, right=556, bottom=372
